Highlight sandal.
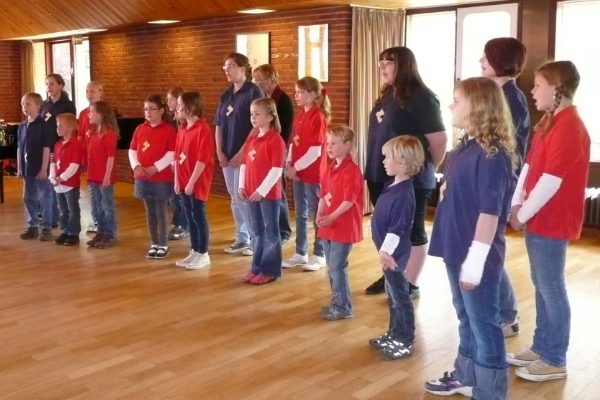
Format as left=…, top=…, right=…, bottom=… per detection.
left=155, top=246, right=170, bottom=259
left=146, top=245, right=159, bottom=258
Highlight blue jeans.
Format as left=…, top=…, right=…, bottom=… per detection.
left=383, top=268, right=415, bottom=344
left=22, top=176, right=54, bottom=230
left=292, top=180, right=323, bottom=257
left=248, top=199, right=281, bottom=277
left=499, top=268, right=518, bottom=323
left=525, top=230, right=570, bottom=367
left=223, top=165, right=252, bottom=243
left=87, top=182, right=98, bottom=222
left=181, top=194, right=209, bottom=253
left=170, top=193, right=188, bottom=230
left=323, top=240, right=353, bottom=312
left=89, top=183, right=116, bottom=237
left=279, top=180, right=292, bottom=240
left=56, top=188, right=81, bottom=235
left=446, top=264, right=508, bottom=400
left=51, top=190, right=60, bottom=225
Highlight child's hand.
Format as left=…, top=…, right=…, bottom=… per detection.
left=379, top=251, right=397, bottom=270
left=134, top=165, right=146, bottom=177
left=102, top=176, right=111, bottom=189
left=238, top=188, right=248, bottom=200
left=184, top=183, right=194, bottom=196
left=144, top=166, right=158, bottom=178
left=37, top=170, right=48, bottom=180
left=285, top=166, right=298, bottom=180
left=174, top=182, right=180, bottom=194
left=317, top=215, right=334, bottom=227
left=229, top=152, right=243, bottom=167
left=217, top=151, right=229, bottom=168
left=249, top=191, right=263, bottom=202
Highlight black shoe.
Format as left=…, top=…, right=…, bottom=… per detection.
left=55, top=233, right=69, bottom=245
left=281, top=236, right=290, bottom=244
left=64, top=235, right=80, bottom=246
left=51, top=223, right=59, bottom=229
left=20, top=227, right=39, bottom=240
left=409, top=284, right=421, bottom=300
left=365, top=276, right=385, bottom=295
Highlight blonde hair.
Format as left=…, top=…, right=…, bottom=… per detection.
left=89, top=101, right=120, bottom=138
left=327, top=125, right=356, bottom=160
left=454, top=77, right=518, bottom=170
left=22, top=92, right=44, bottom=107
left=251, top=98, right=281, bottom=133
left=56, top=113, right=78, bottom=132
left=253, top=64, right=280, bottom=85
left=87, top=81, right=104, bottom=101
left=296, top=76, right=331, bottom=123
left=382, top=136, right=425, bottom=177
left=534, top=61, right=580, bottom=134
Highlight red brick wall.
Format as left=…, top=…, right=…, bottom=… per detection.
left=0, top=41, right=22, bottom=123
left=89, top=6, right=352, bottom=195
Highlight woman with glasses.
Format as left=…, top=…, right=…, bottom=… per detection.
left=364, top=46, right=448, bottom=299
left=215, top=53, right=265, bottom=256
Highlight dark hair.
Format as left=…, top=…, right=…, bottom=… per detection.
left=484, top=38, right=527, bottom=78
left=46, top=73, right=65, bottom=87
left=90, top=101, right=120, bottom=137
left=167, top=86, right=184, bottom=99
left=179, top=91, right=205, bottom=120
left=377, top=46, right=432, bottom=108
left=145, top=93, right=169, bottom=121
left=224, top=52, right=252, bottom=81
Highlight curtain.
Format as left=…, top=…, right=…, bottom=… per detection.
left=350, top=7, right=405, bottom=213
left=20, top=41, right=35, bottom=94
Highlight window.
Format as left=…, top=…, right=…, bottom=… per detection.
left=556, top=0, right=600, bottom=161
left=52, top=42, right=73, bottom=100
left=33, top=42, right=47, bottom=96
left=73, top=39, right=91, bottom=113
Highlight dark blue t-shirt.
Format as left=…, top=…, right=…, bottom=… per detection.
left=214, top=81, right=264, bottom=160
left=502, top=80, right=530, bottom=173
left=40, top=92, right=77, bottom=147
left=428, top=138, right=516, bottom=282
left=17, top=116, right=55, bottom=177
left=365, top=88, right=446, bottom=189
left=371, top=178, right=415, bottom=271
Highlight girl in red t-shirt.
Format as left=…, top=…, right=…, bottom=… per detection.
left=239, top=98, right=286, bottom=285
left=129, top=94, right=177, bottom=259
left=507, top=61, right=590, bottom=382
left=316, top=125, right=364, bottom=319
left=174, top=92, right=215, bottom=270
left=283, top=76, right=330, bottom=271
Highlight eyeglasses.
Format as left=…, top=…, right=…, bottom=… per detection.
left=143, top=107, right=159, bottom=112
left=378, top=60, right=394, bottom=69
left=222, top=64, right=240, bottom=70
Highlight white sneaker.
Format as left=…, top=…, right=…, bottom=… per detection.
left=282, top=253, right=309, bottom=268
left=303, top=255, right=326, bottom=271
left=86, top=221, right=98, bottom=233
left=242, top=246, right=253, bottom=256
left=186, top=253, right=210, bottom=270
left=176, top=250, right=197, bottom=268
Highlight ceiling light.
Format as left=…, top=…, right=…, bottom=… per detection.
left=13, top=28, right=107, bottom=40
left=238, top=9, right=275, bottom=14
left=148, top=20, right=180, bottom=24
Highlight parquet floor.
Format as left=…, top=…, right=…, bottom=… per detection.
left=0, top=177, right=599, bottom=399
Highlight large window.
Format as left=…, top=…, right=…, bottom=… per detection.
left=556, top=0, right=600, bottom=161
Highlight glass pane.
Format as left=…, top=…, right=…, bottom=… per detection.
left=406, top=12, right=456, bottom=150
left=33, top=42, right=47, bottom=96
left=52, top=42, right=73, bottom=100
left=556, top=1, right=600, bottom=161
left=74, top=39, right=91, bottom=114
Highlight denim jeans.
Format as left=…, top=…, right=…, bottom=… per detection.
left=292, top=180, right=324, bottom=257
left=87, top=182, right=98, bottom=222
left=143, top=198, right=170, bottom=246
left=323, top=240, right=353, bottom=312
left=89, top=183, right=116, bottom=237
left=181, top=194, right=209, bottom=254
left=499, top=268, right=518, bottom=323
left=446, top=264, right=508, bottom=400
left=279, top=178, right=292, bottom=241
left=170, top=193, right=188, bottom=230
left=525, top=230, right=570, bottom=367
left=223, top=165, right=252, bottom=243
left=56, top=188, right=81, bottom=235
left=51, top=190, right=60, bottom=225
left=23, top=176, right=54, bottom=230
left=383, top=268, right=415, bottom=344
left=248, top=199, right=281, bottom=277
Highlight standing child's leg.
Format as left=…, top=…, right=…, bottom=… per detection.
left=175, top=194, right=197, bottom=268
left=143, top=198, right=160, bottom=257
left=379, top=269, right=414, bottom=360
left=321, top=241, right=353, bottom=320
left=155, top=199, right=170, bottom=258
left=249, top=199, right=281, bottom=285
left=303, top=182, right=325, bottom=271
left=86, top=182, right=99, bottom=233
left=87, top=183, right=104, bottom=246
left=95, top=185, right=117, bottom=248
left=55, top=192, right=69, bottom=244
left=64, top=188, right=81, bottom=245
left=283, top=180, right=310, bottom=268
left=185, top=197, right=210, bottom=270
left=245, top=201, right=264, bottom=281
left=37, top=178, right=54, bottom=241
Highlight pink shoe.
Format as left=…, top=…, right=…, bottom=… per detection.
left=250, top=274, right=278, bottom=285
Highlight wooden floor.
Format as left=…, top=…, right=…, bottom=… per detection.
left=0, top=177, right=599, bottom=400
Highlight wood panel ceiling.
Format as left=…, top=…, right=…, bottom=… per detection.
left=0, top=0, right=499, bottom=40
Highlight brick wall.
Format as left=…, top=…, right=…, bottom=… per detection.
left=89, top=6, right=352, bottom=195
left=0, top=41, right=22, bottom=123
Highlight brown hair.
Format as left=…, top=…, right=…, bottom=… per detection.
left=534, top=61, right=580, bottom=134
left=484, top=38, right=527, bottom=78
left=224, top=52, right=252, bottom=81
left=296, top=76, right=331, bottom=123
left=167, top=86, right=184, bottom=99
left=253, top=64, right=280, bottom=85
left=46, top=73, right=65, bottom=87
left=251, top=98, right=281, bottom=133
left=382, top=135, right=425, bottom=177
left=145, top=93, right=169, bottom=121
left=22, top=92, right=44, bottom=107
left=56, top=113, right=78, bottom=132
left=89, top=101, right=120, bottom=138
left=179, top=91, right=205, bottom=121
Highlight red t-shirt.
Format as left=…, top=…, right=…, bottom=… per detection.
left=524, top=106, right=590, bottom=240
left=317, top=155, right=365, bottom=244
left=290, top=105, right=327, bottom=184
left=87, top=128, right=118, bottom=185
left=243, top=129, right=286, bottom=200
left=53, top=136, right=84, bottom=188
left=175, top=118, right=215, bottom=201
left=78, top=107, right=91, bottom=166
left=130, top=121, right=176, bottom=183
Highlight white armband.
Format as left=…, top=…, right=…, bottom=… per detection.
left=459, top=241, right=491, bottom=286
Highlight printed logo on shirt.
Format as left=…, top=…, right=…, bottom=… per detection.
left=325, top=192, right=333, bottom=207
left=293, top=134, right=300, bottom=146
left=226, top=105, right=234, bottom=116
left=179, top=153, right=187, bottom=165
left=57, top=160, right=61, bottom=170
left=45, top=112, right=52, bottom=121
left=248, top=149, right=257, bottom=162
left=376, top=109, right=385, bottom=123
left=142, top=141, right=150, bottom=152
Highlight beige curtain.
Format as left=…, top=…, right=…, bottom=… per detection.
left=350, top=7, right=405, bottom=213
left=20, top=41, right=35, bottom=94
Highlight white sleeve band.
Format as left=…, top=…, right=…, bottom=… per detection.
left=49, top=163, right=56, bottom=179
left=294, top=146, right=321, bottom=171
left=511, top=163, right=530, bottom=207
left=287, top=144, right=293, bottom=163
left=256, top=167, right=283, bottom=196
left=59, top=163, right=79, bottom=181
left=517, top=173, right=562, bottom=224
left=128, top=149, right=140, bottom=170
left=380, top=233, right=400, bottom=255
left=459, top=241, right=491, bottom=285
left=154, top=151, right=174, bottom=172
left=239, top=164, right=246, bottom=190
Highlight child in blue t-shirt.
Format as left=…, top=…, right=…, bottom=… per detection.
left=368, top=135, right=425, bottom=361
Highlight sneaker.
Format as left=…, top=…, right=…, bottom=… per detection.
left=95, top=235, right=117, bottom=249
left=54, top=233, right=69, bottom=245
left=369, top=332, right=393, bottom=350
left=64, top=235, right=80, bottom=246
left=250, top=274, right=277, bottom=285
left=379, top=340, right=414, bottom=361
left=282, top=253, right=309, bottom=268
left=507, top=348, right=540, bottom=367
left=321, top=305, right=353, bottom=321
left=303, top=255, right=326, bottom=271
left=242, top=245, right=253, bottom=256
left=224, top=240, right=249, bottom=254
left=20, top=227, right=39, bottom=240
left=168, top=227, right=189, bottom=240
left=147, top=245, right=159, bottom=259
left=38, top=229, right=53, bottom=242
left=365, top=276, right=386, bottom=295
left=515, top=359, right=567, bottom=381
left=243, top=272, right=258, bottom=283
left=176, top=251, right=197, bottom=268
left=409, top=285, right=421, bottom=300
left=425, top=371, right=473, bottom=397
left=87, top=233, right=104, bottom=247
left=186, top=253, right=210, bottom=270
left=155, top=246, right=169, bottom=259
left=86, top=221, right=98, bottom=233
left=502, top=319, right=520, bottom=338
